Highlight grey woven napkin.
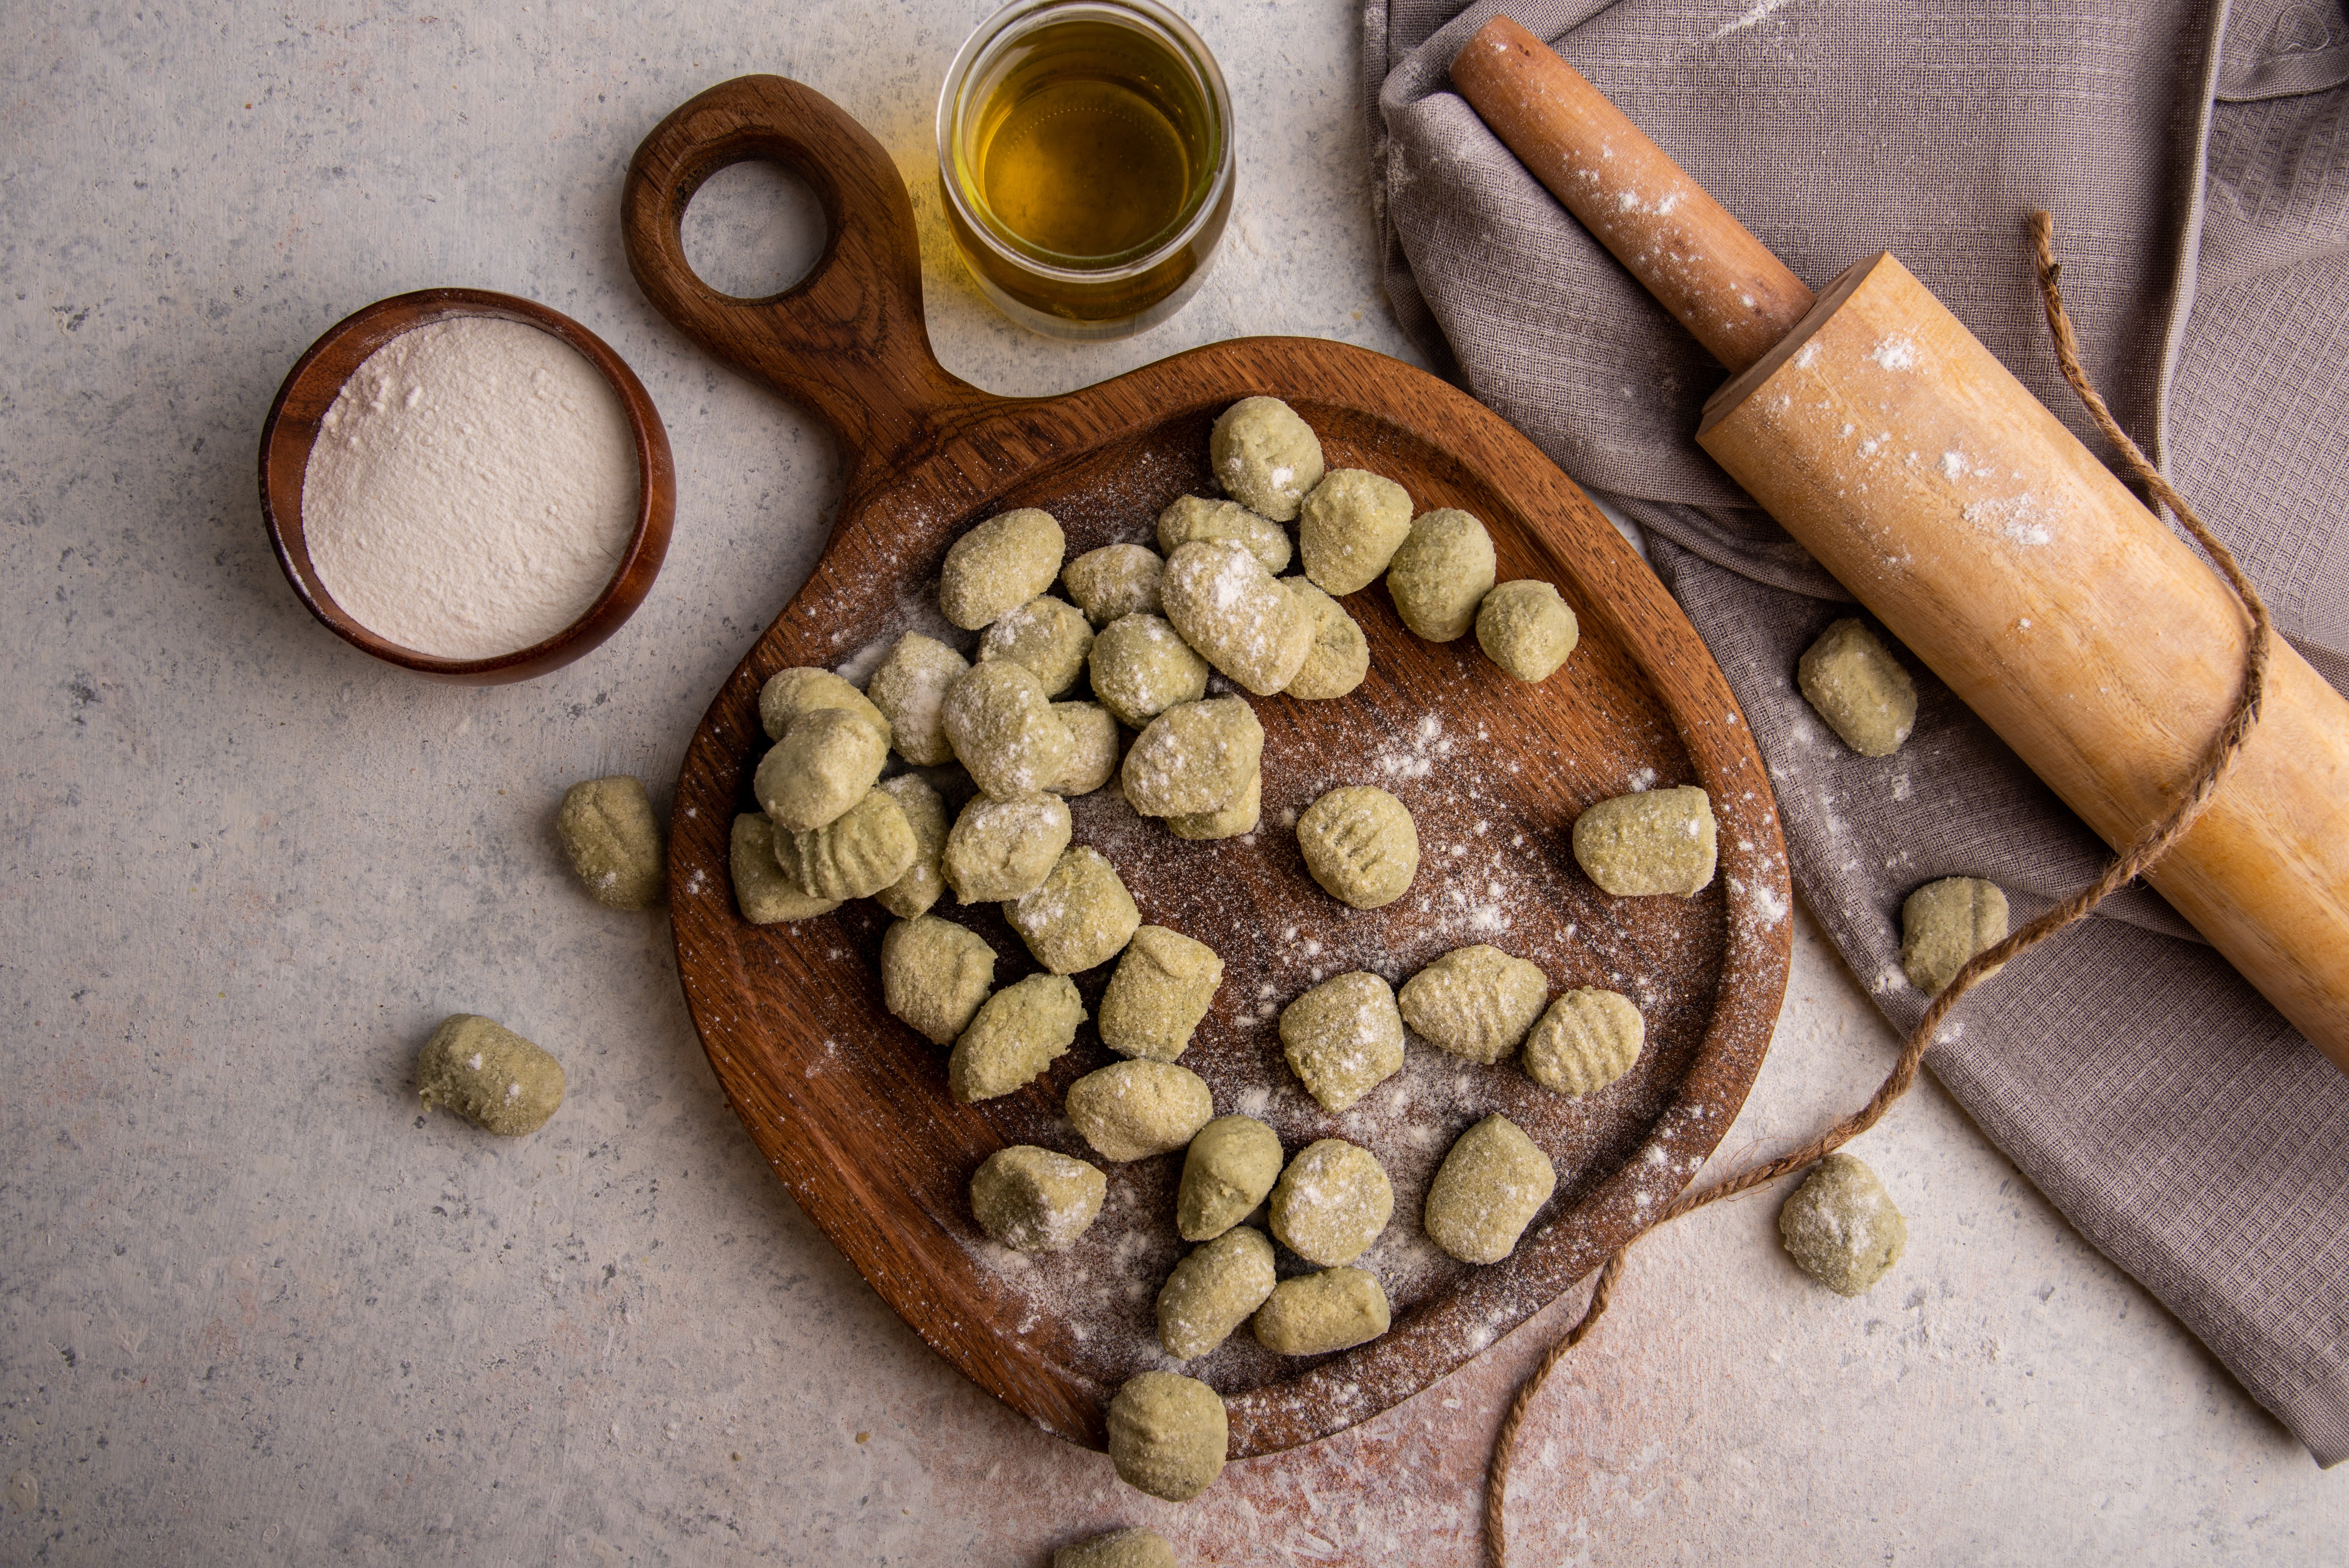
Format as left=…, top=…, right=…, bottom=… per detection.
left=1367, top=0, right=2349, bottom=1464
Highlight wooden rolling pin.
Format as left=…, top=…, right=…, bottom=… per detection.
left=1453, top=16, right=2349, bottom=1070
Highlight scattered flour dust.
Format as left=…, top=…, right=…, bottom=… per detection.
left=1869, top=336, right=1920, bottom=372
left=1962, top=491, right=2057, bottom=546
left=303, top=316, right=641, bottom=659
left=1712, top=0, right=1798, bottom=39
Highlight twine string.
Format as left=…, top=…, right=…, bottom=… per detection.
left=1482, top=213, right=2275, bottom=1567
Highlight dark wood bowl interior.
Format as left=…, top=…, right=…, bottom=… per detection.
left=257, top=287, right=677, bottom=684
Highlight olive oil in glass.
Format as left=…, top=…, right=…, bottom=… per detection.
left=938, top=0, right=1233, bottom=338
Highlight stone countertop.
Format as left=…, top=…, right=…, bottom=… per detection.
left=2, top=2, right=2339, bottom=1562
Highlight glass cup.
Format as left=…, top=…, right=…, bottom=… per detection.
left=936, top=0, right=1234, bottom=341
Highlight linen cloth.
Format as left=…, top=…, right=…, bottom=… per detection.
left=1367, top=0, right=2349, bottom=1464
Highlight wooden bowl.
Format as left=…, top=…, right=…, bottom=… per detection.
left=257, top=288, right=677, bottom=684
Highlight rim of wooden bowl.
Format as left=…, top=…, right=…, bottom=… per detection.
left=257, top=287, right=677, bottom=685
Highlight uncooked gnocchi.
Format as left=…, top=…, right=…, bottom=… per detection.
left=1294, top=785, right=1418, bottom=909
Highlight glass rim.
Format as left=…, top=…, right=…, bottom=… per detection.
left=935, top=0, right=1234, bottom=285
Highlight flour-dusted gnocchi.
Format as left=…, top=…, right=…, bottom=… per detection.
left=942, top=791, right=1071, bottom=903
left=1087, top=612, right=1211, bottom=729
left=1160, top=539, right=1312, bottom=696
left=1267, top=1139, right=1393, bottom=1267
left=1571, top=785, right=1718, bottom=897
left=1385, top=508, right=1495, bottom=642
left=940, top=507, right=1064, bottom=630
left=755, top=706, right=891, bottom=833
left=978, top=593, right=1095, bottom=696
left=1121, top=697, right=1263, bottom=818
left=865, top=633, right=969, bottom=766
left=1422, top=1114, right=1556, bottom=1265
left=1398, top=944, right=1548, bottom=1065
left=970, top=1145, right=1107, bottom=1252
left=1155, top=1225, right=1276, bottom=1360
left=1157, top=494, right=1292, bottom=573
left=943, top=659, right=1076, bottom=799
left=1209, top=396, right=1323, bottom=522
left=1066, top=1059, right=1214, bottom=1161
left=1278, top=972, right=1404, bottom=1113
left=1294, top=785, right=1418, bottom=909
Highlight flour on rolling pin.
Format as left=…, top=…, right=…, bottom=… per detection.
left=1450, top=16, right=1814, bottom=372
left=1452, top=13, right=2349, bottom=1065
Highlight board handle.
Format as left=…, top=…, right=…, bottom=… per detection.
left=623, top=74, right=989, bottom=483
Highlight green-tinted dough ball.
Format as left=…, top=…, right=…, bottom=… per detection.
left=1779, top=1152, right=1907, bottom=1296
left=979, top=594, right=1095, bottom=697
left=775, top=787, right=917, bottom=899
left=1522, top=987, right=1644, bottom=1096
left=1398, top=944, right=1549, bottom=1065
left=1571, top=785, right=1718, bottom=897
left=1475, top=579, right=1579, bottom=683
left=1177, top=1115, right=1284, bottom=1241
left=1166, top=770, right=1260, bottom=840
left=1063, top=543, right=1166, bottom=627
left=943, top=792, right=1071, bottom=903
left=874, top=772, right=949, bottom=919
left=418, top=1014, right=565, bottom=1136
left=730, top=814, right=842, bottom=924
left=1157, top=494, right=1292, bottom=573
left=1252, top=1267, right=1391, bottom=1356
left=947, top=973, right=1084, bottom=1102
left=1210, top=396, right=1324, bottom=522
left=1281, top=579, right=1369, bottom=700
left=866, top=634, right=970, bottom=766
left=1007, top=846, right=1141, bottom=974
left=970, top=1144, right=1107, bottom=1252
left=1900, top=876, right=2008, bottom=996
left=1422, top=1114, right=1557, bottom=1265
left=942, top=659, right=1076, bottom=799
left=557, top=775, right=665, bottom=910
left=1048, top=701, right=1120, bottom=796
left=1161, top=540, right=1313, bottom=696
left=1295, top=785, right=1418, bottom=909
left=1099, top=925, right=1225, bottom=1062
left=758, top=666, right=891, bottom=743
left=755, top=707, right=892, bottom=833
left=1299, top=468, right=1413, bottom=595
left=1798, top=617, right=1917, bottom=757
left=880, top=914, right=997, bottom=1045
left=1066, top=1059, right=1214, bottom=1161
left=1386, top=508, right=1497, bottom=642
left=1088, top=613, right=1212, bottom=729
left=940, top=507, right=1065, bottom=630
left=1268, top=1139, right=1393, bottom=1266
left=1279, top=971, right=1405, bottom=1113
left=1157, top=1225, right=1277, bottom=1359
left=1107, top=1371, right=1227, bottom=1502
left=1054, top=1528, right=1179, bottom=1568
left=1122, top=698, right=1263, bottom=818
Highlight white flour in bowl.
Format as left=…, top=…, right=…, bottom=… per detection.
left=302, top=316, right=640, bottom=660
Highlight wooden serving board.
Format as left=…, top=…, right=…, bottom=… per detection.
left=626, top=76, right=1792, bottom=1459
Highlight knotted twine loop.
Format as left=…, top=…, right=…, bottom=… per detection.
left=1481, top=213, right=2276, bottom=1567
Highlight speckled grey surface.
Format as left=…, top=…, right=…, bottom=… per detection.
left=2, top=2, right=2342, bottom=1563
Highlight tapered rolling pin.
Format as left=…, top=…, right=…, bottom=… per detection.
left=1453, top=16, right=2349, bottom=1069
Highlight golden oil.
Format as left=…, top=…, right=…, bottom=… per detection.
left=939, top=1, right=1233, bottom=338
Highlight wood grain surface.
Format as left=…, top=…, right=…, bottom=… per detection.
left=624, top=75, right=1792, bottom=1459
